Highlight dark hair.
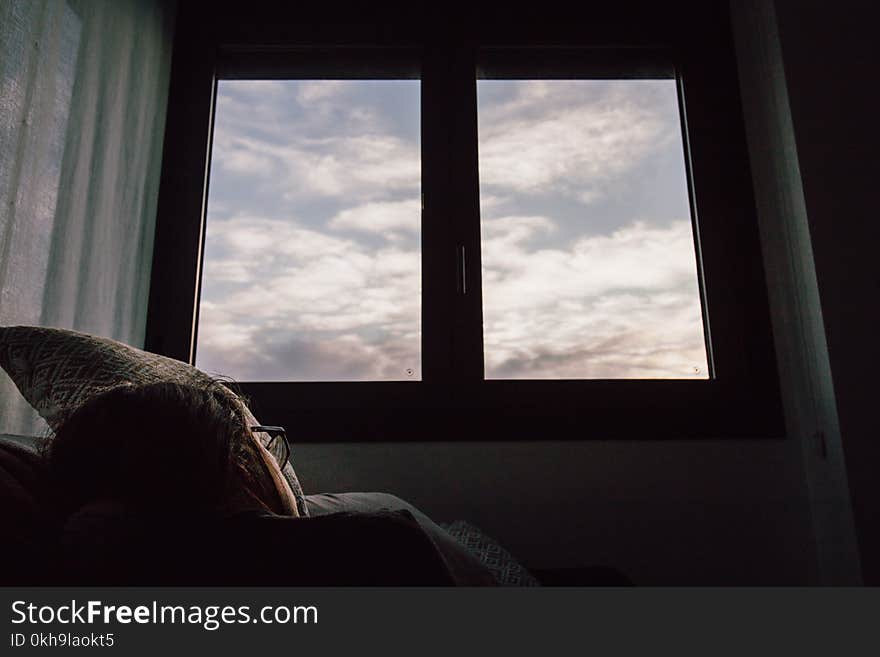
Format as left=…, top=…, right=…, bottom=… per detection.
left=45, top=381, right=293, bottom=517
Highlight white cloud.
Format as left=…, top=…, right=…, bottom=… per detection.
left=329, top=199, right=421, bottom=238
left=212, top=132, right=419, bottom=203
left=198, top=214, right=706, bottom=381
left=196, top=214, right=421, bottom=381
left=481, top=215, right=556, bottom=243
left=288, top=135, right=420, bottom=200
left=479, top=104, right=663, bottom=194
left=211, top=80, right=420, bottom=204
left=477, top=80, right=676, bottom=200
left=217, top=143, right=278, bottom=178
left=481, top=217, right=707, bottom=379
left=209, top=216, right=355, bottom=257
left=296, top=80, right=347, bottom=103
left=212, top=81, right=296, bottom=132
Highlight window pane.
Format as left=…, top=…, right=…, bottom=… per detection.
left=196, top=80, right=421, bottom=381
left=477, top=79, right=708, bottom=379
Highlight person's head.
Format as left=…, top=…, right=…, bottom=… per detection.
left=46, top=381, right=298, bottom=518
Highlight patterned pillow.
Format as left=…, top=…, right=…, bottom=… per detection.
left=0, top=325, right=307, bottom=516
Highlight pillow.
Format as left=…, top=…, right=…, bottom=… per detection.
left=0, top=325, right=307, bottom=516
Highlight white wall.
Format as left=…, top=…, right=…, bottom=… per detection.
left=730, top=0, right=861, bottom=585
left=294, top=438, right=815, bottom=584
left=771, top=0, right=879, bottom=584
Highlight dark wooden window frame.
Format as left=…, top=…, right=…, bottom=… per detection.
left=146, top=2, right=783, bottom=441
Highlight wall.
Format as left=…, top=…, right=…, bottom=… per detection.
left=773, top=0, right=880, bottom=585
left=295, top=439, right=814, bottom=584
left=730, top=0, right=862, bottom=585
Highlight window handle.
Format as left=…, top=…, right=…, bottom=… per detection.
left=456, top=245, right=467, bottom=295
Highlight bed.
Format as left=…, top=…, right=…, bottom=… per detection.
left=0, top=432, right=539, bottom=586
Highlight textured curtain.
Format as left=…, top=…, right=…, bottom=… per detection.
left=0, top=0, right=175, bottom=435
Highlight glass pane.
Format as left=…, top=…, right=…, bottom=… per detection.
left=196, top=80, right=421, bottom=381
left=477, top=79, right=708, bottom=379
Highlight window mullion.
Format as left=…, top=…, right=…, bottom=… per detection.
left=421, top=45, right=455, bottom=383
left=447, top=44, right=485, bottom=382
left=421, top=43, right=484, bottom=384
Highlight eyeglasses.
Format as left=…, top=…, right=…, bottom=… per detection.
left=250, top=425, right=290, bottom=471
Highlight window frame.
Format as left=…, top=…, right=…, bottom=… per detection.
left=145, top=2, right=783, bottom=441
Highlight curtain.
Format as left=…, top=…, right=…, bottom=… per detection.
left=0, top=0, right=175, bottom=435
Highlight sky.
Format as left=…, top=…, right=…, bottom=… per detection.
left=194, top=78, right=708, bottom=381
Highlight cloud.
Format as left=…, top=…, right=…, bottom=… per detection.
left=213, top=142, right=279, bottom=179
left=197, top=214, right=706, bottom=381
left=211, top=80, right=420, bottom=204
left=329, top=199, right=421, bottom=238
left=481, top=215, right=555, bottom=243
left=296, top=80, right=347, bottom=103
left=196, top=214, right=421, bottom=381
left=212, top=132, right=420, bottom=203
left=211, top=81, right=298, bottom=135
left=481, top=217, right=707, bottom=379
left=197, top=329, right=417, bottom=382
left=477, top=80, right=677, bottom=201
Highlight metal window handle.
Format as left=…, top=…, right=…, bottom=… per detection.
left=457, top=245, right=466, bottom=295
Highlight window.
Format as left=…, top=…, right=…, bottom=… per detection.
left=197, top=79, right=422, bottom=382
left=146, top=5, right=782, bottom=441
left=476, top=78, right=708, bottom=380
